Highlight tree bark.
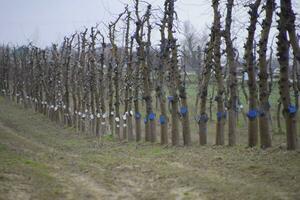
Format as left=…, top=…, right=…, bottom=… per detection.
left=244, top=0, right=261, bottom=147
left=198, top=38, right=213, bottom=145
left=277, top=0, right=298, bottom=150
left=258, top=0, right=274, bottom=149
left=224, top=0, right=237, bottom=146
left=212, top=0, right=225, bottom=146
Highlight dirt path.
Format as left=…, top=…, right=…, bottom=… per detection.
left=0, top=99, right=300, bottom=200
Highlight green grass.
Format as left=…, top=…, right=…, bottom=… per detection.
left=0, top=97, right=300, bottom=199
left=0, top=137, right=65, bottom=200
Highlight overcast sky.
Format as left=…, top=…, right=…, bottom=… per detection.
left=0, top=0, right=299, bottom=48
left=0, top=0, right=214, bottom=47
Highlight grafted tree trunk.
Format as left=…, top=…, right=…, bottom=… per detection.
left=98, top=33, right=107, bottom=136
left=62, top=35, right=75, bottom=127
left=283, top=0, right=300, bottom=65
left=75, top=34, right=83, bottom=133
left=244, top=0, right=261, bottom=147
left=157, top=3, right=168, bottom=145
left=79, top=29, right=88, bottom=133
left=258, top=0, right=275, bottom=149
left=277, top=0, right=298, bottom=150
left=88, top=27, right=98, bottom=135
left=166, top=0, right=180, bottom=146
left=292, top=56, right=299, bottom=108
left=109, top=11, right=126, bottom=139
left=71, top=35, right=79, bottom=130
left=123, top=9, right=132, bottom=141
left=0, top=47, right=10, bottom=98
left=198, top=35, right=214, bottom=145
left=212, top=0, right=225, bottom=146
left=133, top=45, right=142, bottom=142
left=126, top=37, right=134, bottom=141
left=52, top=44, right=63, bottom=124
left=109, top=14, right=124, bottom=140
left=179, top=63, right=191, bottom=146
left=134, top=80, right=142, bottom=142
left=224, top=0, right=237, bottom=146
left=107, top=50, right=114, bottom=136
left=134, top=1, right=156, bottom=143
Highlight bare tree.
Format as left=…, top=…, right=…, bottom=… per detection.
left=277, top=0, right=298, bottom=150
left=156, top=2, right=169, bottom=145
left=166, top=0, right=181, bottom=146
left=258, top=0, right=275, bottom=149
left=212, top=0, right=225, bottom=146
left=134, top=0, right=156, bottom=143
left=198, top=33, right=214, bottom=145
left=244, top=0, right=261, bottom=147
left=224, top=0, right=238, bottom=146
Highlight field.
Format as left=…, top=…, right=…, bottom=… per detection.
left=1, top=97, right=300, bottom=200
left=1, top=0, right=300, bottom=199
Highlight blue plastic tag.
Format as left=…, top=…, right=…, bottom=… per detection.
left=217, top=112, right=222, bottom=121
left=149, top=113, right=156, bottom=121
left=159, top=115, right=166, bottom=124
left=216, top=111, right=227, bottom=121
left=168, top=96, right=174, bottom=102
left=180, top=106, right=188, bottom=116
left=144, top=117, right=148, bottom=124
left=247, top=110, right=257, bottom=120
left=135, top=112, right=141, bottom=119
left=288, top=104, right=297, bottom=114
left=199, top=113, right=209, bottom=123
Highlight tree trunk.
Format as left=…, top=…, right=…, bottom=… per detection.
left=258, top=0, right=275, bottom=149
left=244, top=0, right=261, bottom=147
left=224, top=0, right=237, bottom=146
left=166, top=0, right=181, bottom=146
left=212, top=0, right=225, bottom=146
left=157, top=9, right=169, bottom=145
left=170, top=96, right=180, bottom=146
left=277, top=0, right=298, bottom=150
left=198, top=38, right=213, bottom=145
left=283, top=0, right=300, bottom=65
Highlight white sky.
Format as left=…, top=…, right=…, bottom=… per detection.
left=0, top=0, right=213, bottom=47
left=0, top=0, right=299, bottom=48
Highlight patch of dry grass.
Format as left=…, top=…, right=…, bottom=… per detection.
left=0, top=97, right=300, bottom=200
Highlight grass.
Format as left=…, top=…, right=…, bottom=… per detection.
left=129, top=77, right=298, bottom=146
left=0, top=97, right=300, bottom=199
left=0, top=134, right=65, bottom=200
